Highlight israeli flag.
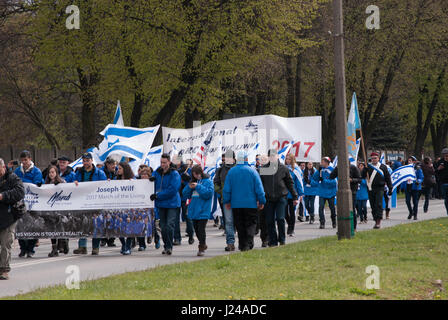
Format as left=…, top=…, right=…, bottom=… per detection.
left=391, top=164, right=416, bottom=191
left=169, top=143, right=179, bottom=161
left=96, top=124, right=160, bottom=163
left=278, top=141, right=294, bottom=164
left=69, top=147, right=98, bottom=169
left=380, top=152, right=385, bottom=165
left=247, top=142, right=260, bottom=166
left=129, top=145, right=164, bottom=174
left=330, top=156, right=338, bottom=168
left=349, top=138, right=361, bottom=165
left=113, top=101, right=124, bottom=127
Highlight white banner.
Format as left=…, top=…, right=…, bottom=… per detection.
left=163, top=115, right=322, bottom=164
left=24, top=180, right=154, bottom=211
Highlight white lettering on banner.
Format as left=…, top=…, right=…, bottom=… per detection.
left=24, top=180, right=154, bottom=211
left=163, top=115, right=322, bottom=163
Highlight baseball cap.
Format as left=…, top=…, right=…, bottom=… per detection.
left=58, top=156, right=71, bottom=162
left=81, top=152, right=93, bottom=160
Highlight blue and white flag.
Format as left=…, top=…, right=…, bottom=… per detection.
left=129, top=145, right=163, bottom=175
left=330, top=156, right=338, bottom=168
left=69, top=147, right=97, bottom=169
left=349, top=138, right=361, bottom=165
left=113, top=101, right=124, bottom=127
left=169, top=143, right=179, bottom=161
left=347, top=93, right=361, bottom=160
left=380, top=152, right=386, bottom=165
left=96, top=124, right=160, bottom=163
left=278, top=141, right=294, bottom=164
left=391, top=164, right=416, bottom=191
left=247, top=142, right=260, bottom=166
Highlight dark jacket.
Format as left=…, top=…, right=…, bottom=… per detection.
left=421, top=163, right=436, bottom=187
left=0, top=171, right=25, bottom=230
left=213, top=163, right=234, bottom=196
left=260, top=160, right=298, bottom=201
left=177, top=163, right=191, bottom=197
left=330, top=164, right=362, bottom=194
left=435, top=159, right=448, bottom=184
left=361, top=163, right=393, bottom=190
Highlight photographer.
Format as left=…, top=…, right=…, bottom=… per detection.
left=0, top=158, right=25, bottom=280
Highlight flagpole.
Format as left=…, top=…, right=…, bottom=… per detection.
left=358, top=127, right=370, bottom=182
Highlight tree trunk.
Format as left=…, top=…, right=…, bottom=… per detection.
left=130, top=92, right=144, bottom=127
left=77, top=68, right=98, bottom=149
left=295, top=53, right=303, bottom=117
left=284, top=55, right=295, bottom=117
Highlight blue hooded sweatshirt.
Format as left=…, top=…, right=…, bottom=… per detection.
left=356, top=179, right=369, bottom=201
left=15, top=164, right=43, bottom=185
left=152, top=167, right=181, bottom=209
left=75, top=166, right=107, bottom=182
left=182, top=175, right=214, bottom=220
left=312, top=166, right=337, bottom=199
left=222, top=162, right=266, bottom=209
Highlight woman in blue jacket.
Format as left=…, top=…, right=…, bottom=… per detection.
left=405, top=156, right=424, bottom=220
left=303, top=162, right=318, bottom=224
left=182, top=165, right=214, bottom=256
left=284, top=154, right=304, bottom=236
left=356, top=163, right=369, bottom=224
left=312, top=157, right=337, bottom=229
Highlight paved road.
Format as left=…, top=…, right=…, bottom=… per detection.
left=1, top=199, right=446, bottom=298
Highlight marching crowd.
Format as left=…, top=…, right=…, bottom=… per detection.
left=0, top=147, right=448, bottom=280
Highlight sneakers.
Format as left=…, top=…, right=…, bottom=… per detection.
left=225, top=244, right=235, bottom=252
left=166, top=249, right=172, bottom=255
left=73, top=247, right=87, bottom=255
left=261, top=241, right=268, bottom=248
left=288, top=232, right=295, bottom=237
left=155, top=241, right=161, bottom=249
left=373, top=219, right=381, bottom=229
left=188, top=236, right=195, bottom=245
left=173, top=240, right=181, bottom=246
left=197, top=244, right=207, bottom=256
left=123, top=250, right=131, bottom=255
left=279, top=242, right=285, bottom=246
left=19, top=250, right=26, bottom=258
left=297, top=216, right=304, bottom=222
left=309, top=217, right=315, bottom=224
left=100, top=239, right=107, bottom=247
left=26, top=252, right=34, bottom=258
left=385, top=210, right=390, bottom=219
left=407, top=213, right=413, bottom=220
left=138, top=247, right=145, bottom=251
left=0, top=273, right=9, bottom=280
left=319, top=222, right=325, bottom=229
left=306, top=216, right=310, bottom=222
left=91, top=248, right=99, bottom=255
left=413, top=216, right=418, bottom=220
left=48, top=244, right=59, bottom=257
left=332, top=222, right=337, bottom=229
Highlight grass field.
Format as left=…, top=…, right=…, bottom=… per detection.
left=7, top=218, right=448, bottom=300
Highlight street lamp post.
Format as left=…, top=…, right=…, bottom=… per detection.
left=333, top=0, right=352, bottom=239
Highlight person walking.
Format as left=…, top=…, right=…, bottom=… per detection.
left=404, top=156, right=424, bottom=220
left=259, top=150, right=298, bottom=246
left=73, top=152, right=108, bottom=255
left=0, top=158, right=25, bottom=280
left=223, top=151, right=265, bottom=251
left=256, top=154, right=270, bottom=247
left=214, top=151, right=236, bottom=251
left=421, top=157, right=436, bottom=213
left=435, top=148, right=448, bottom=215
left=13, top=150, right=43, bottom=258
left=151, top=154, right=181, bottom=255
left=356, top=162, right=369, bottom=223
left=303, top=162, right=317, bottom=224
left=284, top=154, right=304, bottom=236
left=182, top=165, right=214, bottom=256
left=312, top=157, right=337, bottom=229
left=361, top=152, right=393, bottom=229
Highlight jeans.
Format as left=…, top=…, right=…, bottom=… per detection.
left=265, top=197, right=288, bottom=246
left=422, top=186, right=432, bottom=212
left=356, top=200, right=368, bottom=222
left=405, top=188, right=421, bottom=217
left=233, top=208, right=258, bottom=250
left=137, top=237, right=146, bottom=249
left=159, top=207, right=177, bottom=250
left=193, top=219, right=207, bottom=246
left=318, top=197, right=336, bottom=223
left=223, top=205, right=235, bottom=245
left=441, top=184, right=448, bottom=215
left=181, top=201, right=194, bottom=237
left=79, top=238, right=100, bottom=249
left=18, top=239, right=37, bottom=254
left=174, top=207, right=182, bottom=243
left=285, top=199, right=296, bottom=234
left=258, top=208, right=269, bottom=244
left=0, top=222, right=16, bottom=273
left=304, top=195, right=316, bottom=218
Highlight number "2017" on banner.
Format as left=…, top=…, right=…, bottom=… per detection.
left=272, top=140, right=315, bottom=158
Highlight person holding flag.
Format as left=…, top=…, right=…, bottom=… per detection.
left=312, top=157, right=337, bottom=229
left=404, top=156, right=424, bottom=220
left=361, top=152, right=393, bottom=229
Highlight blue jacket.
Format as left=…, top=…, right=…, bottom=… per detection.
left=356, top=179, right=369, bottom=201
left=393, top=161, right=402, bottom=171
left=101, top=166, right=117, bottom=180
left=182, top=175, right=214, bottom=220
left=303, top=168, right=318, bottom=196
left=410, top=165, right=424, bottom=191
left=223, top=163, right=266, bottom=209
left=312, top=166, right=337, bottom=199
left=287, top=166, right=304, bottom=199
left=75, top=166, right=107, bottom=182
left=153, top=167, right=181, bottom=209
left=14, top=165, right=43, bottom=185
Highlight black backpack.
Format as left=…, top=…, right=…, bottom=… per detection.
left=11, top=199, right=27, bottom=221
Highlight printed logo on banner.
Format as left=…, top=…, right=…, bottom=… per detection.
left=25, top=186, right=39, bottom=210
left=47, top=191, right=73, bottom=208
left=245, top=120, right=258, bottom=137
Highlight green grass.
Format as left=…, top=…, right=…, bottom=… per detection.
left=6, top=218, right=448, bottom=300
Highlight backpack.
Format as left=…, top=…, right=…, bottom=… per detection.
left=11, top=199, right=27, bottom=221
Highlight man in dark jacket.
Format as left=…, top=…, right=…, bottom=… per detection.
left=435, top=148, right=448, bottom=215
left=214, top=151, right=236, bottom=251
left=260, top=149, right=298, bottom=247
left=0, top=158, right=25, bottom=280
left=330, top=163, right=362, bottom=230
left=361, top=152, right=393, bottom=229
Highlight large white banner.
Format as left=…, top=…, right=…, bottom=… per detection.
left=163, top=115, right=321, bottom=164
left=24, top=180, right=154, bottom=211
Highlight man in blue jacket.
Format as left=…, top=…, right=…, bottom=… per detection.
left=312, top=157, right=337, bottom=229
left=223, top=151, right=266, bottom=251
left=57, top=156, right=76, bottom=183
left=150, top=154, right=181, bottom=255
left=405, top=156, right=424, bottom=220
left=14, top=150, right=43, bottom=258
left=73, top=152, right=107, bottom=255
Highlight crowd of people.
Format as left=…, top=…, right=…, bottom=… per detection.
left=0, top=147, right=447, bottom=280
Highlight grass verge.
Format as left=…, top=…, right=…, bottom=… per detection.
left=6, top=218, right=448, bottom=300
